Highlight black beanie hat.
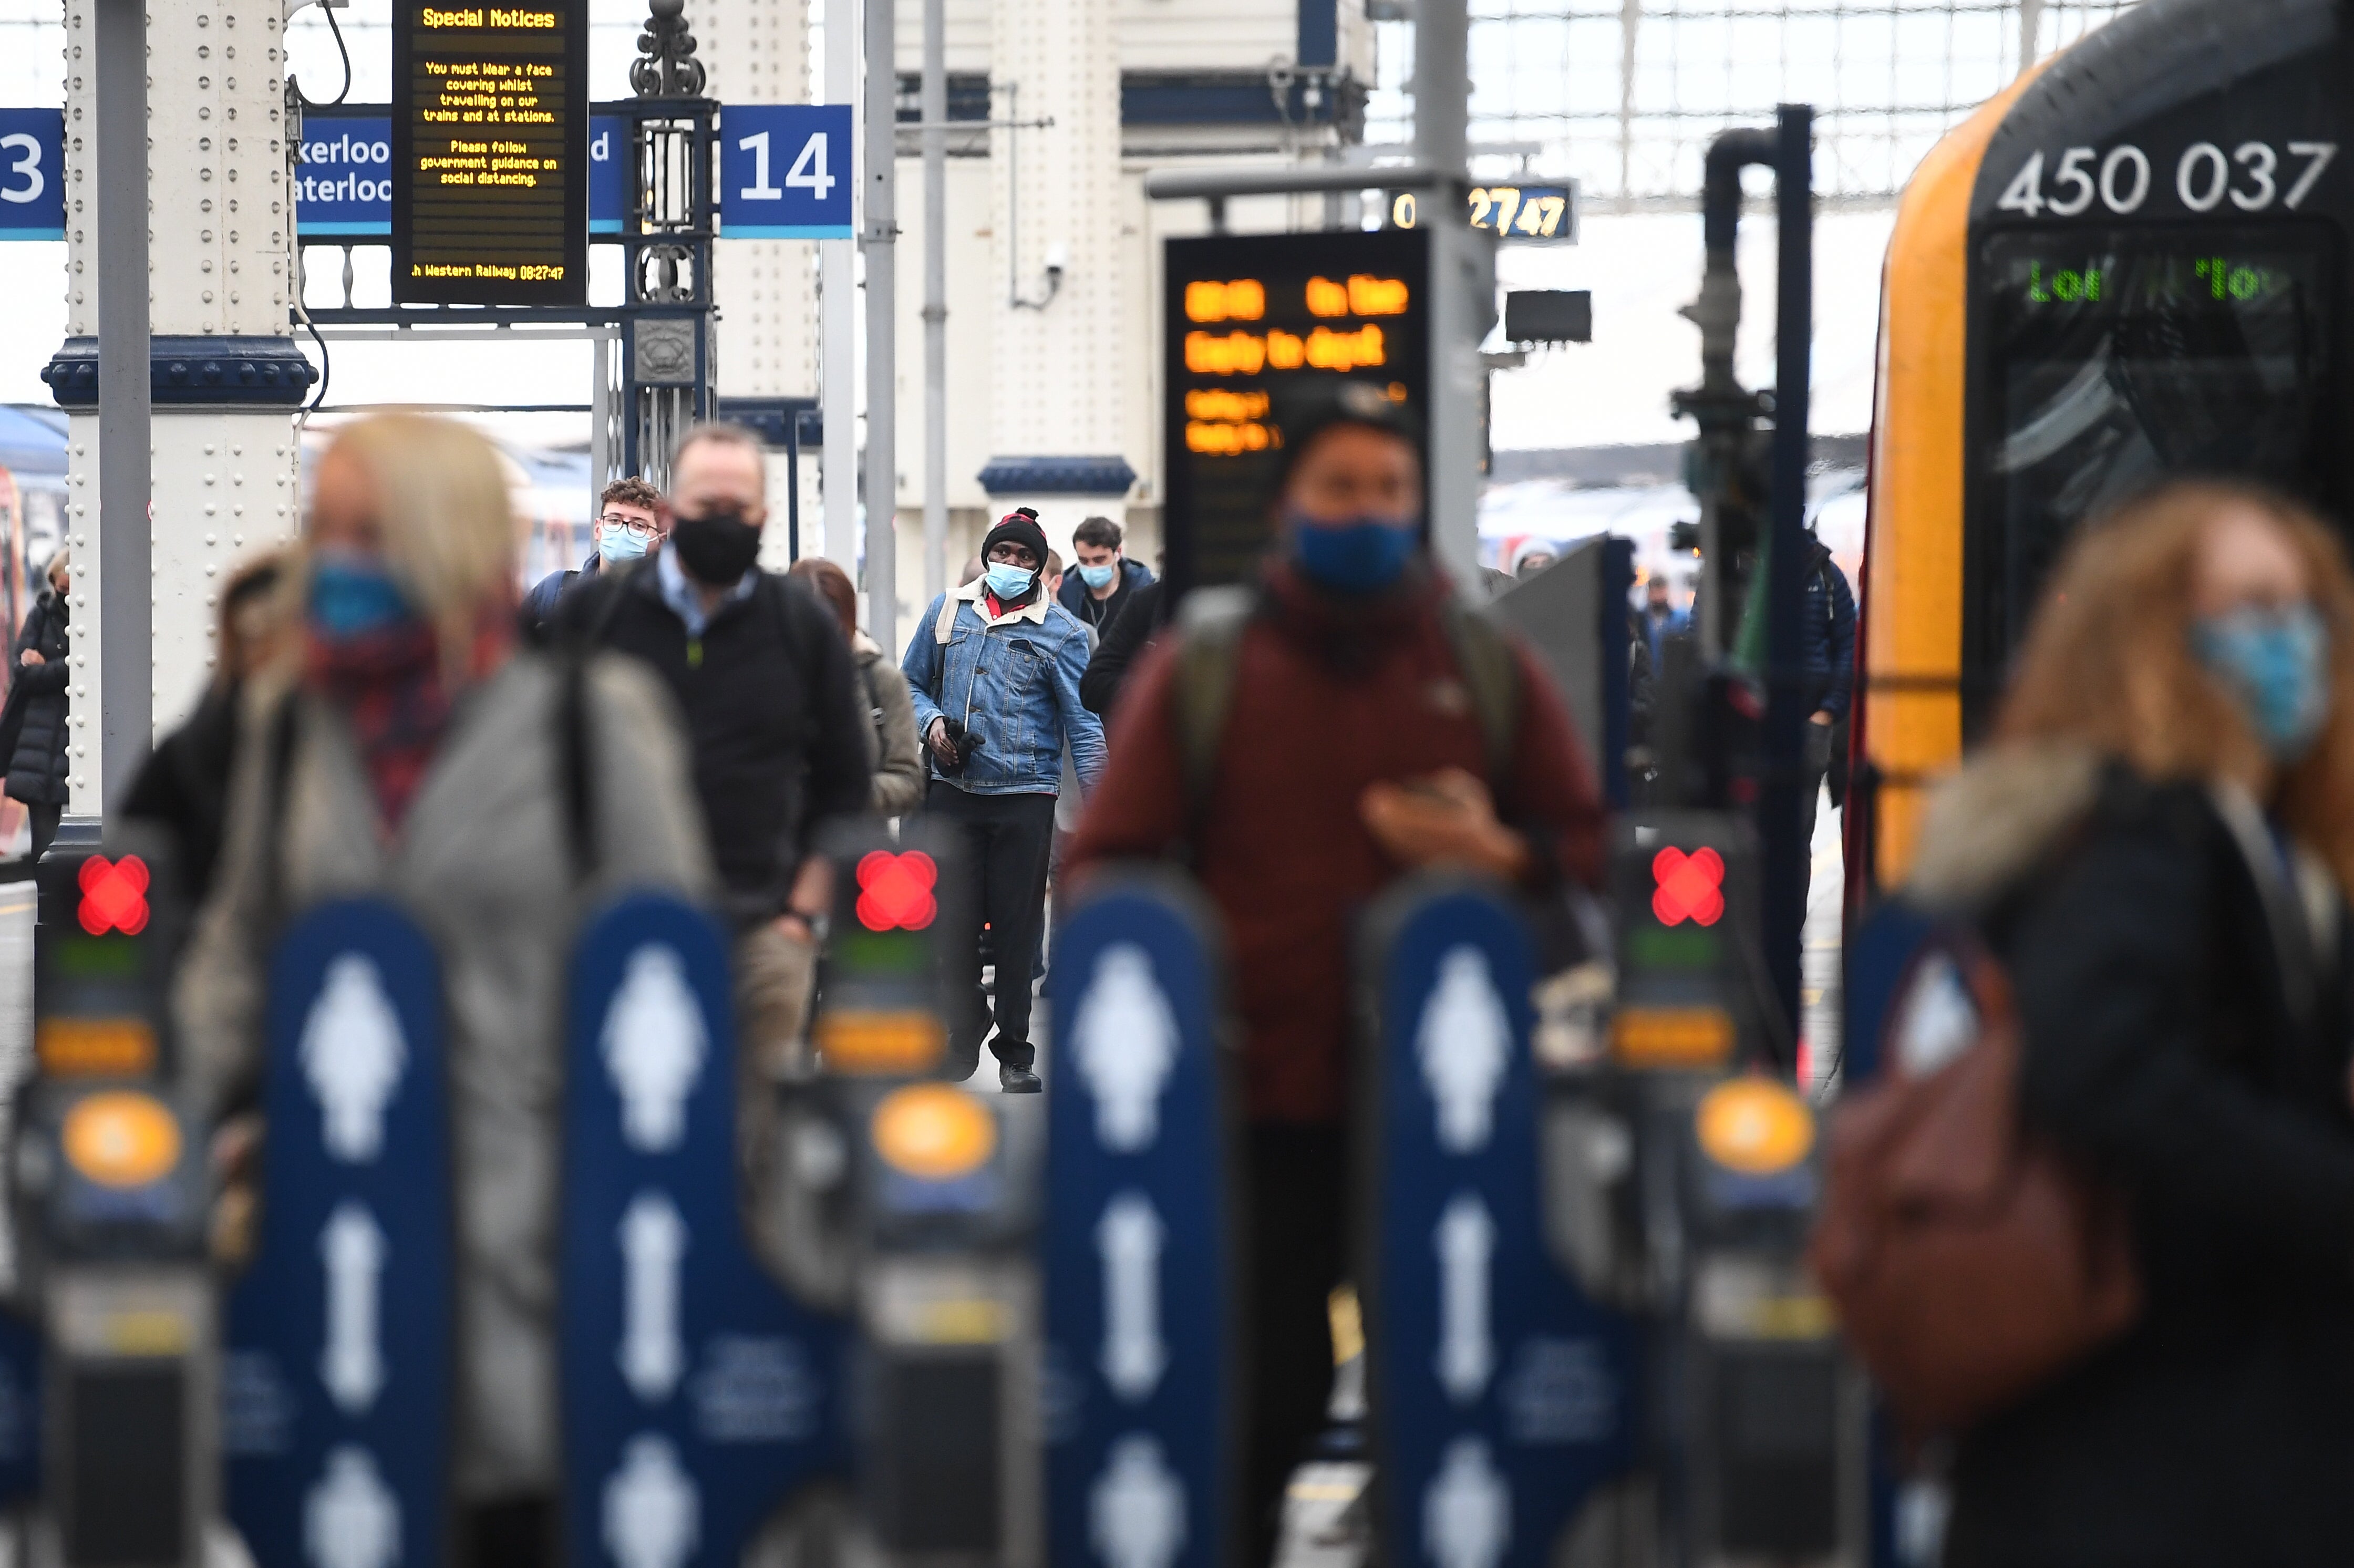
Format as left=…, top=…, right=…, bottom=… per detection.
left=983, top=508, right=1050, bottom=573
left=1267, top=379, right=1424, bottom=499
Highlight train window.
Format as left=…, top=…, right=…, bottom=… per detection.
left=1973, top=227, right=2335, bottom=658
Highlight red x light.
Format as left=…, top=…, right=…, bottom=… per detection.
left=1651, top=846, right=1725, bottom=927
left=77, top=855, right=150, bottom=938
left=856, top=851, right=938, bottom=932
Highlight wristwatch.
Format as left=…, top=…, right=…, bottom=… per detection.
left=783, top=908, right=832, bottom=944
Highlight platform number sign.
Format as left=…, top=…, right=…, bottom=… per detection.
left=0, top=108, right=63, bottom=241
left=721, top=105, right=853, bottom=239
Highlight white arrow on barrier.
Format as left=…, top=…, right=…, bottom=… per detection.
left=618, top=1191, right=688, bottom=1404
left=303, top=1443, right=401, bottom=1568
left=1434, top=1192, right=1496, bottom=1405
left=1089, top=1431, right=1187, bottom=1568
left=1422, top=1435, right=1511, bottom=1568
left=1072, top=944, right=1181, bottom=1152
left=302, top=955, right=407, bottom=1164
left=1097, top=1191, right=1168, bottom=1403
left=1418, top=947, right=1511, bottom=1155
left=603, top=945, right=708, bottom=1153
left=318, top=1202, right=387, bottom=1415
left=603, top=1431, right=701, bottom=1568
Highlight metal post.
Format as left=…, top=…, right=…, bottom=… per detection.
left=95, top=0, right=150, bottom=817
left=1415, top=0, right=1490, bottom=588
left=863, top=0, right=899, bottom=650
left=1761, top=104, right=1814, bottom=1054
left=822, top=0, right=858, bottom=573
left=921, top=0, right=948, bottom=608
left=786, top=417, right=802, bottom=562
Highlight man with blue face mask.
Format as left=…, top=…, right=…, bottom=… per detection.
left=521, top=477, right=665, bottom=639
left=904, top=507, right=1108, bottom=1092
left=1057, top=514, right=1155, bottom=631
left=1066, top=378, right=1606, bottom=1565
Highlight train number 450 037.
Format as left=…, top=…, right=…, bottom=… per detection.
left=1998, top=140, right=2338, bottom=219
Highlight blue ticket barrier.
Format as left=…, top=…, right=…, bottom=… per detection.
left=1045, top=872, right=1233, bottom=1568
left=224, top=899, right=452, bottom=1568
left=560, top=893, right=845, bottom=1568
left=1359, top=880, right=1639, bottom=1568
left=0, top=1307, right=39, bottom=1505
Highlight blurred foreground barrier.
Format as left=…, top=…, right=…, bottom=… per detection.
left=1358, top=877, right=1638, bottom=1568
left=562, top=891, right=848, bottom=1568
left=1044, top=871, right=1232, bottom=1568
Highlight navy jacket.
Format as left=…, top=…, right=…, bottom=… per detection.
left=522, top=551, right=602, bottom=639
left=1057, top=556, right=1155, bottom=632
left=1801, top=542, right=1857, bottom=718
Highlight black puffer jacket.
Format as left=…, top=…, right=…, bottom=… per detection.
left=5, top=590, right=70, bottom=806
left=1920, top=753, right=2354, bottom=1567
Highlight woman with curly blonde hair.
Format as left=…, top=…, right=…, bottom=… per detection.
left=1907, top=480, right=2354, bottom=1566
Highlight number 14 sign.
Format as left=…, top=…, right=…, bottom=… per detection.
left=721, top=104, right=853, bottom=240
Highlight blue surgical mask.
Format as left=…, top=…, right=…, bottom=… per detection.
left=309, top=552, right=414, bottom=640
left=1288, top=511, right=1419, bottom=595
left=2193, top=603, right=2330, bottom=760
left=984, top=562, right=1037, bottom=602
left=1078, top=561, right=1118, bottom=590
left=600, top=520, right=652, bottom=562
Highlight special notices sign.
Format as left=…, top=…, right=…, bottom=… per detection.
left=391, top=2, right=587, bottom=305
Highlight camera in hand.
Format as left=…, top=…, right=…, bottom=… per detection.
left=937, top=718, right=986, bottom=775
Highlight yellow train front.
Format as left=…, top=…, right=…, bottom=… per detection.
left=1853, top=0, right=2346, bottom=894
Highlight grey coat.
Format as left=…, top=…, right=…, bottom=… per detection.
left=175, top=651, right=713, bottom=1500
left=855, top=630, right=926, bottom=818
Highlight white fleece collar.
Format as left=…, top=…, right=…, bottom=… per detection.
left=956, top=576, right=1050, bottom=627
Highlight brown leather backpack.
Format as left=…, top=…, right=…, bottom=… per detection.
left=1809, top=934, right=2141, bottom=1435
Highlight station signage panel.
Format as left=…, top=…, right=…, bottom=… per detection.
left=720, top=104, right=854, bottom=239
left=1162, top=227, right=1430, bottom=593
left=390, top=0, right=588, bottom=305
left=0, top=108, right=63, bottom=241
left=298, top=106, right=624, bottom=238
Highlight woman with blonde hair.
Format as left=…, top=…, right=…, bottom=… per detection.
left=1906, top=480, right=2354, bottom=1566
left=176, top=414, right=711, bottom=1565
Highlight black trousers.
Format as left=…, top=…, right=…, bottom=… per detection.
left=927, top=782, right=1057, bottom=1074
left=1243, top=1122, right=1350, bottom=1568
left=25, top=802, right=59, bottom=863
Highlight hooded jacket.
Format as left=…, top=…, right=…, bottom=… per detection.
left=1909, top=746, right=2354, bottom=1568
left=1057, top=555, right=1155, bottom=631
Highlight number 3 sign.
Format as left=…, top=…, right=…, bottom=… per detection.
left=721, top=105, right=853, bottom=240
left=0, top=109, right=63, bottom=241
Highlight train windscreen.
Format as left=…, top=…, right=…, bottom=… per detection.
left=1975, top=228, right=2335, bottom=655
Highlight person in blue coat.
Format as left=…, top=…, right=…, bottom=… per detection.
left=903, top=509, right=1107, bottom=1091
left=1057, top=512, right=1156, bottom=632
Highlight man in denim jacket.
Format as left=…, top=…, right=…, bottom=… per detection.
left=903, top=509, right=1107, bottom=1091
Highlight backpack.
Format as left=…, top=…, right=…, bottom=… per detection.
left=1167, top=584, right=1521, bottom=810
left=1808, top=915, right=2140, bottom=1435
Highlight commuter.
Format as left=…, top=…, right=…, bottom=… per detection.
left=1509, top=538, right=1558, bottom=579
left=1066, top=379, right=1606, bottom=1567
left=789, top=555, right=924, bottom=818
left=1643, top=571, right=1690, bottom=668
left=1899, top=482, right=2354, bottom=1567
left=520, top=477, right=663, bottom=639
left=903, top=508, right=1106, bottom=1092
left=1796, top=532, right=1857, bottom=895
left=0, top=549, right=72, bottom=862
left=119, top=551, right=295, bottom=902
left=555, top=424, right=872, bottom=1078
left=1077, top=577, right=1168, bottom=717
left=174, top=414, right=710, bottom=1567
left=1058, top=512, right=1155, bottom=631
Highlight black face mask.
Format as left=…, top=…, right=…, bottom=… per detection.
left=670, top=503, right=763, bottom=586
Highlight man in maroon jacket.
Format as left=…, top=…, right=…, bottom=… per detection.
left=1065, top=381, right=1606, bottom=1564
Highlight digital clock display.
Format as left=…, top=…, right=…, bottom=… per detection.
left=391, top=0, right=588, bottom=305
left=1163, top=229, right=1430, bottom=593
left=1973, top=226, right=2336, bottom=655
left=1387, top=183, right=1577, bottom=243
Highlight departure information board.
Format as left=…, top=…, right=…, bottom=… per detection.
left=1162, top=228, right=1430, bottom=594
left=391, top=1, right=588, bottom=305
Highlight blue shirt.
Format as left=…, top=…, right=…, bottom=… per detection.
left=657, top=546, right=756, bottom=639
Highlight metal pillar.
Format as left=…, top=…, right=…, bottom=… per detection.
left=1760, top=104, right=1815, bottom=1048
left=821, top=0, right=858, bottom=573
left=94, top=0, right=150, bottom=816
left=1415, top=0, right=1492, bottom=587
left=921, top=0, right=948, bottom=608
left=862, top=0, right=899, bottom=649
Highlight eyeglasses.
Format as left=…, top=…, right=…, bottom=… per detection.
left=600, top=514, right=658, bottom=539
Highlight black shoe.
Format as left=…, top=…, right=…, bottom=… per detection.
left=943, top=1043, right=983, bottom=1082
left=999, top=1063, right=1042, bottom=1094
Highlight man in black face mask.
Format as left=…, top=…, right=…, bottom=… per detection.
left=556, top=422, right=873, bottom=1089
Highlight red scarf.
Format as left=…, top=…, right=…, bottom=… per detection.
left=304, top=614, right=511, bottom=829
